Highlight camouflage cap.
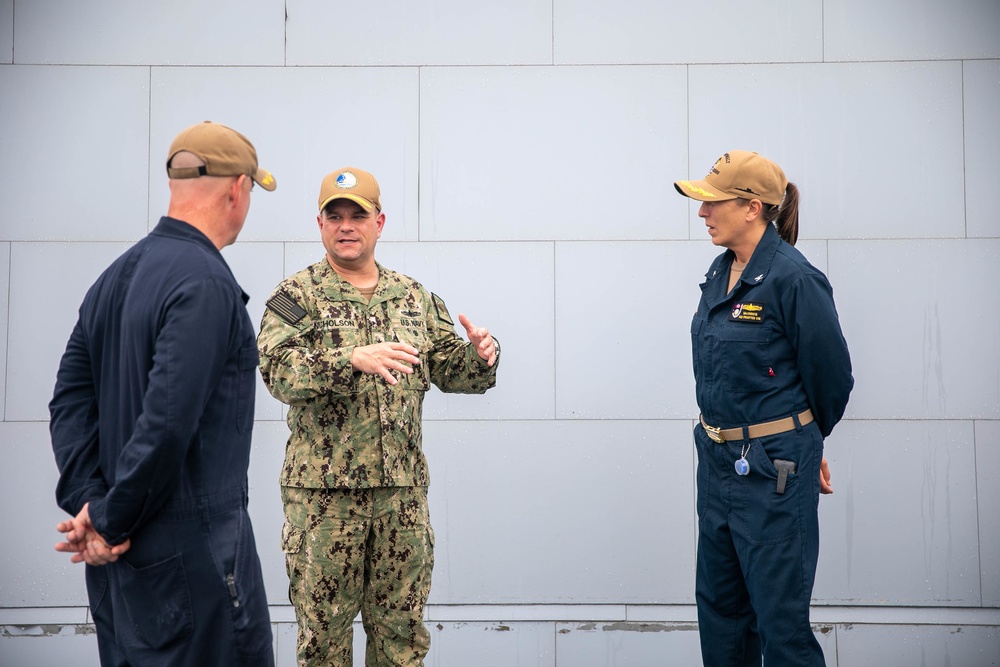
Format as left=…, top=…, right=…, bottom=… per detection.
left=166, top=121, right=276, bottom=191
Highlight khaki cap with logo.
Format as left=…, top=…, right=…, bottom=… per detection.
left=166, top=121, right=276, bottom=191
left=674, top=150, right=786, bottom=206
left=318, top=167, right=382, bottom=213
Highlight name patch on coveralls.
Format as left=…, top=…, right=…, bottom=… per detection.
left=730, top=302, right=764, bottom=323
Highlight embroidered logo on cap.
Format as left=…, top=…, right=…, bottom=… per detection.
left=678, top=180, right=717, bottom=198
left=336, top=172, right=358, bottom=189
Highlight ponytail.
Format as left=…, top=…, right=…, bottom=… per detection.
left=762, top=182, right=799, bottom=246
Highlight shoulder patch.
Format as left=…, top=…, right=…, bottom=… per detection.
left=267, top=292, right=307, bottom=325
left=431, top=293, right=454, bottom=326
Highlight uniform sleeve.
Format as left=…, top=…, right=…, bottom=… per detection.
left=257, top=288, right=358, bottom=405
left=49, top=317, right=109, bottom=516
left=425, top=293, right=499, bottom=395
left=782, top=273, right=854, bottom=438
left=86, top=277, right=241, bottom=544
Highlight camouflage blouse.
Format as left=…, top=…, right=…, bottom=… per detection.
left=258, top=259, right=498, bottom=489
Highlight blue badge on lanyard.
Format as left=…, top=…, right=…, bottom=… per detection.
left=735, top=439, right=751, bottom=475
left=735, top=457, right=750, bottom=476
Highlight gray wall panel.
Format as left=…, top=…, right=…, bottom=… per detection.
left=834, top=623, right=1000, bottom=667
left=0, top=66, right=150, bottom=242
left=816, top=421, right=980, bottom=606
left=964, top=59, right=1000, bottom=239
left=0, top=0, right=11, bottom=63
left=832, top=240, right=1000, bottom=420
left=0, top=627, right=101, bottom=667
left=222, top=242, right=287, bottom=422
left=376, top=241, right=555, bottom=421
left=424, top=420, right=695, bottom=604
left=149, top=67, right=420, bottom=244
left=554, top=621, right=703, bottom=666
left=0, top=243, right=7, bottom=420
left=420, top=66, right=689, bottom=241
left=688, top=62, right=965, bottom=241
left=14, top=0, right=284, bottom=65
left=0, top=422, right=89, bottom=607
left=6, top=243, right=131, bottom=422
left=283, top=242, right=326, bottom=281
left=247, top=421, right=292, bottom=605
left=427, top=622, right=555, bottom=667
left=824, top=0, right=1000, bottom=61
left=554, top=0, right=822, bottom=65
left=555, top=241, right=716, bottom=420
left=976, top=420, right=1000, bottom=608
left=287, top=0, right=552, bottom=66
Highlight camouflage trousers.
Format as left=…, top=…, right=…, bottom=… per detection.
left=281, top=485, right=434, bottom=667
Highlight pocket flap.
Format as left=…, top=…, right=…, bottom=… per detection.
left=281, top=521, right=305, bottom=554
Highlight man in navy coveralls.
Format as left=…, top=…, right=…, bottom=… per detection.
left=49, top=121, right=277, bottom=666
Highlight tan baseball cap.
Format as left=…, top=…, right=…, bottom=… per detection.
left=674, top=150, right=786, bottom=205
left=318, top=167, right=381, bottom=213
left=166, top=121, right=276, bottom=192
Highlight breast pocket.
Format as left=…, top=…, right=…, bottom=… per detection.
left=719, top=325, right=773, bottom=393
left=317, top=322, right=361, bottom=349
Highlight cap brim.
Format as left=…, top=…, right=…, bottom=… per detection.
left=318, top=194, right=376, bottom=212
left=254, top=168, right=277, bottom=192
left=673, top=179, right=736, bottom=202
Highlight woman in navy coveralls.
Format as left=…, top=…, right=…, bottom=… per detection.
left=675, top=151, right=853, bottom=667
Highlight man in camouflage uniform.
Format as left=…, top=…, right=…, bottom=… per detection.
left=257, top=167, right=499, bottom=666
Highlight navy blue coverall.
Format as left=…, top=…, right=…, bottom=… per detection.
left=49, top=217, right=273, bottom=666
left=690, top=224, right=853, bottom=666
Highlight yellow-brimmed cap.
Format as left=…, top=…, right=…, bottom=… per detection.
left=318, top=167, right=381, bottom=212
left=674, top=150, right=786, bottom=205
left=166, top=121, right=276, bottom=192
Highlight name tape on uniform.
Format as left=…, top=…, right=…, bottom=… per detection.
left=730, top=302, right=764, bottom=323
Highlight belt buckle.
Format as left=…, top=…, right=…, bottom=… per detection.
left=703, top=423, right=725, bottom=443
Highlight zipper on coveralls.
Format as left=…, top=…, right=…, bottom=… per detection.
left=226, top=573, right=240, bottom=608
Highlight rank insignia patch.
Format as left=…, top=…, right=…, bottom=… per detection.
left=267, top=292, right=307, bottom=325
left=730, top=302, right=764, bottom=323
